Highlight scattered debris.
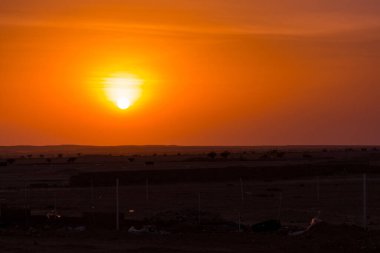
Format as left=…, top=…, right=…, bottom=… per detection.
left=74, top=225, right=86, bottom=232
left=46, top=210, right=61, bottom=220
left=288, top=216, right=323, bottom=236
left=148, top=209, right=239, bottom=232
left=128, top=225, right=157, bottom=235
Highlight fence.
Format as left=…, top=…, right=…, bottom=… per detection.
left=0, top=174, right=379, bottom=230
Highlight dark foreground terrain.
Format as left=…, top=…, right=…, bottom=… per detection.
left=1, top=223, right=379, bottom=253
left=0, top=145, right=379, bottom=252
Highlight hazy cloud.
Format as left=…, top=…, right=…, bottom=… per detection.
left=1, top=0, right=380, bottom=37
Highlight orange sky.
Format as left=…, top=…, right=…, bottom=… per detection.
left=1, top=0, right=380, bottom=145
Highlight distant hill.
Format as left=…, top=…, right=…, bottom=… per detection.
left=0, top=145, right=377, bottom=157
left=0, top=145, right=252, bottom=156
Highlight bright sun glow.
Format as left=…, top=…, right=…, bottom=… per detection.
left=103, top=73, right=143, bottom=110
left=116, top=97, right=131, bottom=110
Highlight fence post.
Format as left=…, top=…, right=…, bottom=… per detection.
left=116, top=178, right=120, bottom=231
left=316, top=176, right=321, bottom=215
left=90, top=178, right=95, bottom=226
left=198, top=192, right=201, bottom=225
left=363, top=174, right=367, bottom=229
left=146, top=178, right=149, bottom=202
left=54, top=190, right=57, bottom=212
left=240, top=178, right=244, bottom=205
left=24, top=181, right=28, bottom=227
left=277, top=192, right=283, bottom=220
left=316, top=176, right=320, bottom=202
left=91, top=179, right=95, bottom=209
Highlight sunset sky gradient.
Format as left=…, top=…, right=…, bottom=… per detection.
left=1, top=0, right=380, bottom=145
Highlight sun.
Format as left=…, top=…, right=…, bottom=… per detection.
left=103, top=73, right=143, bottom=110
left=116, top=97, right=131, bottom=110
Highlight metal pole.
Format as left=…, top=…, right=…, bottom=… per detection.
left=198, top=192, right=201, bottom=225
left=316, top=176, right=320, bottom=215
left=91, top=179, right=94, bottom=209
left=146, top=178, right=149, bottom=202
left=316, top=176, right=320, bottom=202
left=116, top=178, right=120, bottom=231
left=54, top=190, right=57, bottom=211
left=24, top=182, right=28, bottom=227
left=240, top=178, right=244, bottom=205
left=90, top=178, right=95, bottom=226
left=238, top=212, right=241, bottom=232
left=277, top=192, right=283, bottom=220
left=363, top=174, right=367, bottom=229
left=24, top=182, right=27, bottom=208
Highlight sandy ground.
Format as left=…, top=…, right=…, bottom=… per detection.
left=0, top=146, right=380, bottom=252
left=1, top=224, right=380, bottom=253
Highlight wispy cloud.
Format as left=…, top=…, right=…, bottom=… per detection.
left=1, top=0, right=380, bottom=38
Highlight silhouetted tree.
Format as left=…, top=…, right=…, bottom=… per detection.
left=207, top=152, right=217, bottom=159
left=239, top=155, right=247, bottom=161
left=46, top=158, right=52, bottom=163
left=27, top=154, right=32, bottom=159
left=220, top=151, right=231, bottom=159
left=57, top=154, right=63, bottom=158
left=303, top=153, right=313, bottom=159
left=6, top=158, right=15, bottom=164
left=67, top=157, right=77, bottom=163
left=128, top=157, right=135, bottom=162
